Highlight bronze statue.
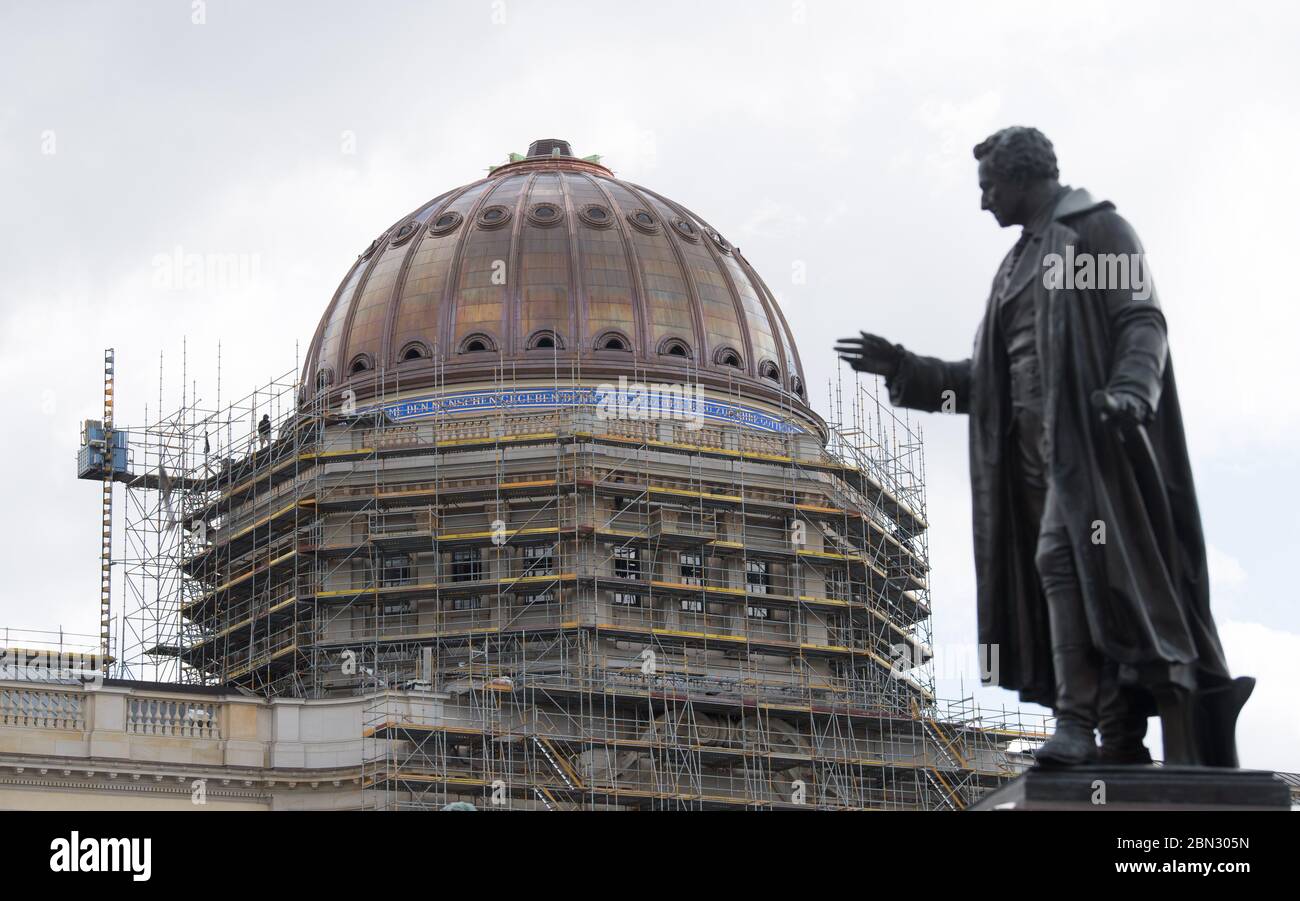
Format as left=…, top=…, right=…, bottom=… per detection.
left=837, top=127, right=1253, bottom=767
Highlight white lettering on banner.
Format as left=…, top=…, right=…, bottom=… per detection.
left=371, top=386, right=805, bottom=434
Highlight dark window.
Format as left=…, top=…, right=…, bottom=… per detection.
left=381, top=555, right=412, bottom=588
left=746, top=560, right=769, bottom=595
left=746, top=604, right=770, bottom=620
left=614, top=546, right=640, bottom=580
left=523, top=591, right=555, bottom=605
left=380, top=597, right=411, bottom=616
left=461, top=334, right=496, bottom=354
left=451, top=548, right=481, bottom=583
left=527, top=330, right=563, bottom=351
left=452, top=596, right=482, bottom=611
left=430, top=211, right=463, bottom=236
left=477, top=205, right=512, bottom=230
left=672, top=217, right=699, bottom=240
left=580, top=204, right=613, bottom=229
left=628, top=209, right=659, bottom=233
left=660, top=339, right=691, bottom=358
left=521, top=544, right=555, bottom=578
left=680, top=552, right=703, bottom=586
left=402, top=343, right=429, bottom=362
left=759, top=361, right=780, bottom=381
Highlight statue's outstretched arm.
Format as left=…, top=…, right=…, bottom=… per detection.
left=888, top=352, right=973, bottom=414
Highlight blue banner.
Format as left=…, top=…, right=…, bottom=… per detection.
left=372, top=385, right=805, bottom=434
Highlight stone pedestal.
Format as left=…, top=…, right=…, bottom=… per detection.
left=971, top=765, right=1292, bottom=811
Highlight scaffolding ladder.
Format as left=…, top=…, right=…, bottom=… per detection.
left=99, top=348, right=115, bottom=672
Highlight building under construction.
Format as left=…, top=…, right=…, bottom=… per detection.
left=53, top=139, right=1052, bottom=810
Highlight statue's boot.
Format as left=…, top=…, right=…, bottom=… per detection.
left=1036, top=645, right=1101, bottom=767
left=1098, top=660, right=1152, bottom=765
left=1143, top=663, right=1202, bottom=765
left=1195, top=676, right=1254, bottom=768
left=1035, top=578, right=1101, bottom=767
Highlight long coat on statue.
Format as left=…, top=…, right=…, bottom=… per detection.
left=886, top=187, right=1230, bottom=706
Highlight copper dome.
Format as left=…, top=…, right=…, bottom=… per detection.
left=303, top=139, right=813, bottom=422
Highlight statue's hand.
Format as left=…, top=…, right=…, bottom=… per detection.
left=834, top=332, right=904, bottom=378
left=1090, top=389, right=1152, bottom=429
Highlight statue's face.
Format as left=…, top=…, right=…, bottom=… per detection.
left=978, top=156, right=1023, bottom=228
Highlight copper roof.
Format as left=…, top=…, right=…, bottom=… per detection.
left=302, top=139, right=812, bottom=419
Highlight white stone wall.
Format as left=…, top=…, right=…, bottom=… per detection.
left=0, top=679, right=372, bottom=811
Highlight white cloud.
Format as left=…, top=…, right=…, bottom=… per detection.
left=1207, top=544, right=1248, bottom=591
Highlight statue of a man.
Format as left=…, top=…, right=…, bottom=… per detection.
left=837, top=127, right=1253, bottom=767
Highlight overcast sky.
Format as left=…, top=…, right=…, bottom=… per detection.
left=2, top=0, right=1297, bottom=769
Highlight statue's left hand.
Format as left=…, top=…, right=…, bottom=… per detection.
left=1090, top=389, right=1152, bottom=429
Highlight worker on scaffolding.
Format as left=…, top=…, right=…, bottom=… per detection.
left=258, top=413, right=272, bottom=451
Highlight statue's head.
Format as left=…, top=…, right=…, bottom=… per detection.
left=973, top=127, right=1060, bottom=227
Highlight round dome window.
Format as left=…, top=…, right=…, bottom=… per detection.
left=579, top=203, right=613, bottom=229
left=390, top=220, right=420, bottom=246
left=477, top=205, right=512, bottom=230
left=527, top=202, right=564, bottom=227
left=671, top=216, right=700, bottom=242
left=626, top=209, right=660, bottom=234
left=429, top=211, right=463, bottom=236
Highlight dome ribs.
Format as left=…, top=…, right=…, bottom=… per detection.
left=327, top=233, right=392, bottom=382
left=303, top=254, right=362, bottom=391
left=381, top=183, right=480, bottom=370
left=617, top=180, right=710, bottom=369
left=436, top=172, right=524, bottom=362
left=634, top=183, right=761, bottom=381
left=738, top=250, right=804, bottom=397
left=302, top=146, right=813, bottom=423
left=555, top=171, right=586, bottom=357
left=581, top=172, right=651, bottom=361
left=330, top=188, right=459, bottom=383
left=397, top=180, right=494, bottom=362
left=501, top=171, right=540, bottom=359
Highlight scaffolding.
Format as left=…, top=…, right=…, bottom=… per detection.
left=85, top=344, right=1051, bottom=809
